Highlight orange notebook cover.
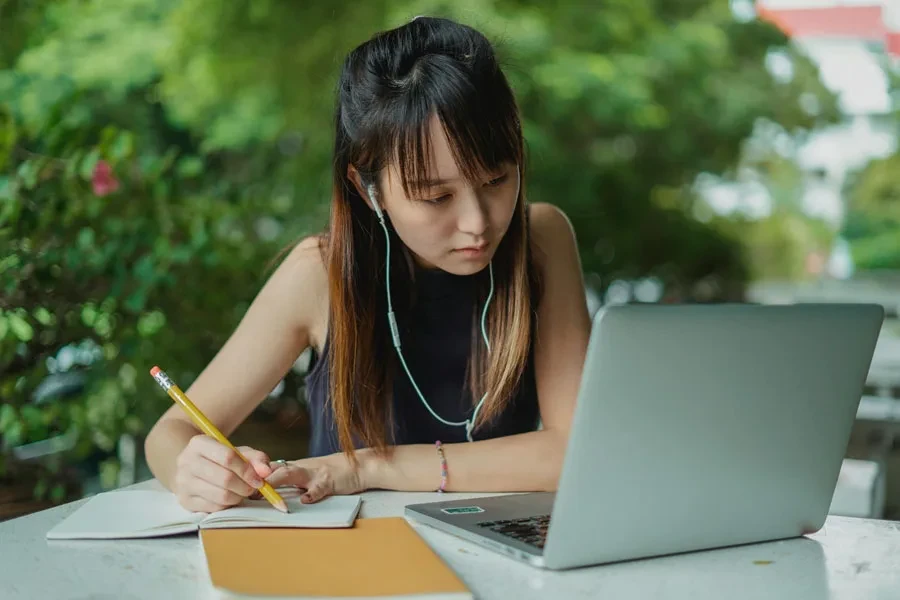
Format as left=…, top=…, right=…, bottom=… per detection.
left=200, top=516, right=472, bottom=599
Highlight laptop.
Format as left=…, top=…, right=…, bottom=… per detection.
left=405, top=303, right=884, bottom=569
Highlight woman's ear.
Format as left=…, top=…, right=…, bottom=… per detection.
left=347, top=165, right=374, bottom=207
left=347, top=164, right=385, bottom=219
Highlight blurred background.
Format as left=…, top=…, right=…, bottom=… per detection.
left=2, top=0, right=900, bottom=521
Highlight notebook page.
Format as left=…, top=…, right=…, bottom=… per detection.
left=201, top=492, right=361, bottom=529
left=46, top=490, right=204, bottom=540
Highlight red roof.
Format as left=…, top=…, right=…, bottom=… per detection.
left=757, top=5, right=886, bottom=40
left=888, top=32, right=900, bottom=55
left=758, top=4, right=900, bottom=56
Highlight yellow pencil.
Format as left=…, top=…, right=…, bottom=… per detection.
left=149, top=366, right=289, bottom=513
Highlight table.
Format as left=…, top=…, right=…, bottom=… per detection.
left=3, top=480, right=900, bottom=599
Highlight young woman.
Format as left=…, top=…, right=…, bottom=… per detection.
left=144, top=16, right=591, bottom=513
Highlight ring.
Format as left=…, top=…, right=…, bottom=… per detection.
left=274, top=459, right=288, bottom=468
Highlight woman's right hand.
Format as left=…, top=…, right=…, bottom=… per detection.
left=173, top=434, right=273, bottom=513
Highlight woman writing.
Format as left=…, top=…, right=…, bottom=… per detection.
left=145, top=16, right=591, bottom=512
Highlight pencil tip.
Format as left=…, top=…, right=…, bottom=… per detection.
left=277, top=501, right=290, bottom=514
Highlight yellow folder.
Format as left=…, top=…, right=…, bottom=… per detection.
left=200, top=516, right=473, bottom=598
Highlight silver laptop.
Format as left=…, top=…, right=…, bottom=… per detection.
left=405, top=303, right=884, bottom=569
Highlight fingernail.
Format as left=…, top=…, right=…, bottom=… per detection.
left=251, top=478, right=264, bottom=489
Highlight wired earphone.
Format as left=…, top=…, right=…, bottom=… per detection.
left=365, top=166, right=520, bottom=442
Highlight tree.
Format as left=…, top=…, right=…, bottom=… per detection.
left=838, top=55, right=900, bottom=272
left=1, top=0, right=840, bottom=502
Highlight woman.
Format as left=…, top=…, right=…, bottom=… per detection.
left=144, top=16, right=591, bottom=513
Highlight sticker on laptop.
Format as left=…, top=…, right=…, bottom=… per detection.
left=440, top=506, right=485, bottom=515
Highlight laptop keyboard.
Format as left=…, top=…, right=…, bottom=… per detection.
left=476, top=514, right=551, bottom=549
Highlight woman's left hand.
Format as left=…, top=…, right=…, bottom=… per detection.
left=264, top=453, right=367, bottom=503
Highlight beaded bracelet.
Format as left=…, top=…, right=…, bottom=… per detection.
left=435, top=440, right=448, bottom=493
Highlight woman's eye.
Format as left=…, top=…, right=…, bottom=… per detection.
left=422, top=194, right=451, bottom=205
left=486, top=174, right=508, bottom=187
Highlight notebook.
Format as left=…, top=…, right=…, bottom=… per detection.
left=46, top=488, right=361, bottom=540
left=200, top=517, right=473, bottom=599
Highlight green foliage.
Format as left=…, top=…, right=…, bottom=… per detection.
left=0, top=105, right=313, bottom=462
left=839, top=56, right=900, bottom=272
left=719, top=210, right=835, bottom=281
left=1, top=0, right=840, bottom=499
left=842, top=152, right=900, bottom=270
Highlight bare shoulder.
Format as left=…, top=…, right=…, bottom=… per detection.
left=528, top=202, right=580, bottom=269
left=282, top=235, right=327, bottom=277
left=264, top=235, right=329, bottom=347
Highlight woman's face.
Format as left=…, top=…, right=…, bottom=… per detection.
left=374, top=115, right=520, bottom=275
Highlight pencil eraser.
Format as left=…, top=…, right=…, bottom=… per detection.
left=150, top=366, right=161, bottom=377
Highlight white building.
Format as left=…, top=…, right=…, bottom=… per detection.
left=704, top=1, right=900, bottom=277
left=759, top=0, right=898, bottom=225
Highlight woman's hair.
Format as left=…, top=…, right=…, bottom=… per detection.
left=324, top=16, right=540, bottom=459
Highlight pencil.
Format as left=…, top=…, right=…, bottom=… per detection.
left=149, top=366, right=289, bottom=514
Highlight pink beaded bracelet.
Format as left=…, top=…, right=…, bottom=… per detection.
left=435, top=440, right=448, bottom=493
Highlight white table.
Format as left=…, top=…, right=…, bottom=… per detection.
left=3, top=480, right=900, bottom=599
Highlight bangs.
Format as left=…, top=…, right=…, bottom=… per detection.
left=367, top=53, right=521, bottom=200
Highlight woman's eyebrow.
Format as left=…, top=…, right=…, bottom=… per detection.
left=409, top=176, right=457, bottom=188
left=410, top=166, right=506, bottom=188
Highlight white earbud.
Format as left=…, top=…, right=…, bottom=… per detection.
left=367, top=183, right=385, bottom=222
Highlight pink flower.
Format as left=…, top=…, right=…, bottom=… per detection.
left=92, top=160, right=120, bottom=196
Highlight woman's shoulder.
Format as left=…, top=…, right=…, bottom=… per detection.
left=268, top=234, right=330, bottom=347
left=527, top=202, right=578, bottom=268
left=283, top=234, right=327, bottom=267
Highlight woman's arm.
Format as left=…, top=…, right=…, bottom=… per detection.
left=144, top=238, right=325, bottom=493
left=269, top=204, right=592, bottom=499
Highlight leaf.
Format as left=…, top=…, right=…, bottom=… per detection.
left=8, top=312, right=33, bottom=342
left=4, top=419, right=24, bottom=447
left=50, top=483, right=67, bottom=503
left=33, top=307, right=53, bottom=326
left=81, top=304, right=97, bottom=327
left=124, top=288, right=148, bottom=313
left=20, top=404, right=47, bottom=438
left=77, top=227, right=96, bottom=250
left=65, top=150, right=84, bottom=181
left=111, top=132, right=135, bottom=160
left=99, top=457, right=120, bottom=489
left=176, top=156, right=204, bottom=178
left=0, top=404, right=17, bottom=432
left=124, top=415, right=143, bottom=435
left=33, top=478, right=48, bottom=501
left=79, top=149, right=100, bottom=181
left=0, top=254, right=21, bottom=275
left=16, top=160, right=38, bottom=189
left=134, top=255, right=155, bottom=283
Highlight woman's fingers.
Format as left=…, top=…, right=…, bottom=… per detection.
left=265, top=464, right=314, bottom=489
left=301, top=471, right=333, bottom=504
left=189, top=456, right=258, bottom=497
left=238, top=446, right=273, bottom=479
left=189, top=435, right=264, bottom=489
left=190, top=477, right=246, bottom=508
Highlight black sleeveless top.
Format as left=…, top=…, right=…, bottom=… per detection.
left=304, top=262, right=541, bottom=457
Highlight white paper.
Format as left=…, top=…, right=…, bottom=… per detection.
left=201, top=491, right=361, bottom=529
left=46, top=490, right=204, bottom=540
left=45, top=488, right=362, bottom=540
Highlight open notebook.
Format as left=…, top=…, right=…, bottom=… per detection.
left=46, top=488, right=361, bottom=540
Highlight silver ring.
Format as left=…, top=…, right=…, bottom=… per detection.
left=273, top=459, right=288, bottom=468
